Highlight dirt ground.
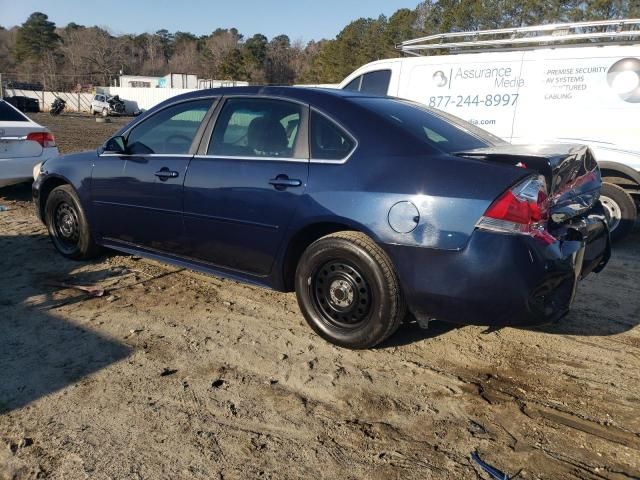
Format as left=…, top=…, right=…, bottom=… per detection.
left=1, top=113, right=639, bottom=480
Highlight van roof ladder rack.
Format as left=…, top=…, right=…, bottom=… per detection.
left=397, top=19, right=640, bottom=56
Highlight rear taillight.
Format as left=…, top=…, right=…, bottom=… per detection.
left=476, top=175, right=556, bottom=245
left=26, top=131, right=56, bottom=148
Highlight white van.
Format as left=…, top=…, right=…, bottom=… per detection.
left=338, top=20, right=640, bottom=241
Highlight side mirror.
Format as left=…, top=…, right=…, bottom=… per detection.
left=103, top=136, right=126, bottom=154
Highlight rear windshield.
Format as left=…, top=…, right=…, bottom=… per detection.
left=351, top=97, right=505, bottom=153
left=0, top=101, right=29, bottom=122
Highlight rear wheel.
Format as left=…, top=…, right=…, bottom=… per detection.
left=45, top=185, right=100, bottom=260
left=600, top=182, right=637, bottom=242
left=295, top=231, right=406, bottom=349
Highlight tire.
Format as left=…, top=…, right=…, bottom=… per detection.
left=101, top=108, right=108, bottom=117
left=45, top=185, right=101, bottom=260
left=295, top=231, right=406, bottom=349
left=600, top=182, right=637, bottom=242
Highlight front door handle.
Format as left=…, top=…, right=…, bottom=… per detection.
left=269, top=175, right=302, bottom=190
left=155, top=168, right=179, bottom=180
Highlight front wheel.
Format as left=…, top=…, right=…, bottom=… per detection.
left=45, top=185, right=101, bottom=260
left=600, top=182, right=637, bottom=242
left=295, top=231, right=406, bottom=349
left=101, top=108, right=108, bottom=117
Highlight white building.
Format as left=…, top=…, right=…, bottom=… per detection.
left=119, top=73, right=198, bottom=89
left=119, top=73, right=249, bottom=89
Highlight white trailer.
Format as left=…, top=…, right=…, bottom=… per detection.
left=339, top=19, right=640, bottom=241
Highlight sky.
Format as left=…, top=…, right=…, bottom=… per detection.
left=0, top=0, right=420, bottom=41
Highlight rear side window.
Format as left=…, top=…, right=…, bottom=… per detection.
left=310, top=110, right=355, bottom=161
left=0, top=101, right=29, bottom=122
left=352, top=97, right=502, bottom=153
left=126, top=98, right=213, bottom=154
left=208, top=98, right=302, bottom=158
left=359, top=70, right=391, bottom=95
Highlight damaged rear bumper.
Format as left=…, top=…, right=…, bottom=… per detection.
left=387, top=202, right=610, bottom=326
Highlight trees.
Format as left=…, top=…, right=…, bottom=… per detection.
left=0, top=27, right=16, bottom=73
left=265, top=35, right=296, bottom=84
left=0, top=3, right=636, bottom=88
left=13, top=12, right=60, bottom=63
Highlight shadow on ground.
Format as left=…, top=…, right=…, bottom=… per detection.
left=0, top=232, right=131, bottom=414
left=0, top=182, right=32, bottom=203
left=378, top=319, right=460, bottom=349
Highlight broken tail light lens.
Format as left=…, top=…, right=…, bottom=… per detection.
left=26, top=131, right=56, bottom=148
left=476, top=175, right=556, bottom=245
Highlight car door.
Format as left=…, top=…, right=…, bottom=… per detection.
left=182, top=96, right=309, bottom=276
left=91, top=97, right=215, bottom=252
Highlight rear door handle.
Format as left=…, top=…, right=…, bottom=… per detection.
left=269, top=175, right=302, bottom=190
left=155, top=168, right=179, bottom=180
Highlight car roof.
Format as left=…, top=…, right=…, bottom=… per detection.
left=166, top=85, right=379, bottom=105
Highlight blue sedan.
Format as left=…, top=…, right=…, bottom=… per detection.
left=33, top=87, right=610, bottom=348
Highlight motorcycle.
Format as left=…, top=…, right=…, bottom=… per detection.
left=50, top=97, right=66, bottom=116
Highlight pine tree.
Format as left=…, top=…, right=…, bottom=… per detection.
left=13, top=12, right=60, bottom=62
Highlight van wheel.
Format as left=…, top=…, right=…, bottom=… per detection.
left=45, top=185, right=101, bottom=260
left=600, top=183, right=637, bottom=242
left=295, top=231, right=406, bottom=349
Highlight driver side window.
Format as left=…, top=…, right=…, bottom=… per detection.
left=126, top=98, right=213, bottom=155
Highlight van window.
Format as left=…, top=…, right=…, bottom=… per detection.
left=352, top=97, right=504, bottom=153
left=343, top=76, right=361, bottom=91
left=360, top=70, right=391, bottom=95
left=310, top=110, right=355, bottom=161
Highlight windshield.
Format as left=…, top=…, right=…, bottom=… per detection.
left=351, top=97, right=505, bottom=153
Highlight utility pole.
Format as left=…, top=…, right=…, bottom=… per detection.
left=0, top=72, right=3, bottom=99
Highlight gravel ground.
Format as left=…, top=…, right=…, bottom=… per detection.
left=1, top=113, right=639, bottom=480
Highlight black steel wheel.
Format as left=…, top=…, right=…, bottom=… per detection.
left=52, top=200, right=81, bottom=254
left=295, top=231, right=406, bottom=349
left=45, top=185, right=101, bottom=260
left=312, top=260, right=372, bottom=329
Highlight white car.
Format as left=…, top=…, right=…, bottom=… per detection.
left=0, top=99, right=59, bottom=188
left=91, top=94, right=126, bottom=116
left=91, top=93, right=110, bottom=116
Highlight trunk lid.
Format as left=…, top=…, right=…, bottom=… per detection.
left=0, top=121, right=46, bottom=159
left=456, top=144, right=601, bottom=223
